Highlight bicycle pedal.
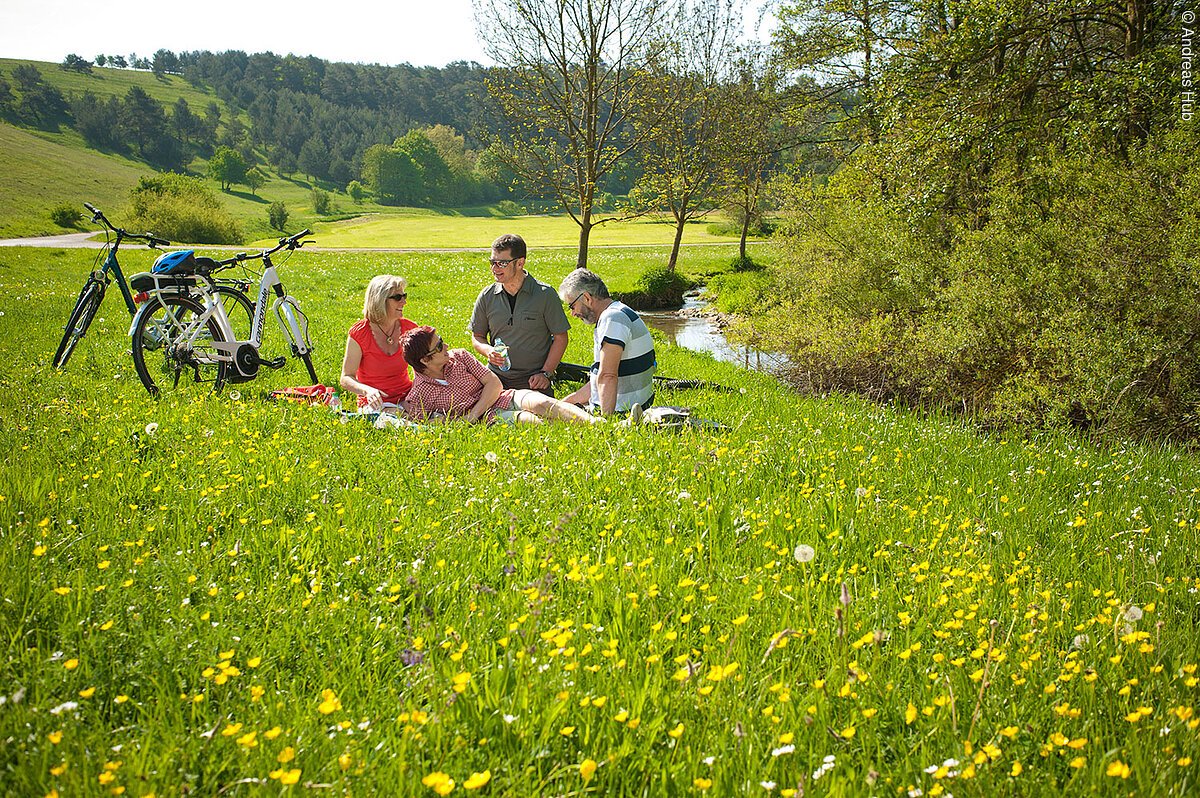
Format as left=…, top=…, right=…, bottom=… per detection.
left=265, top=356, right=287, bottom=369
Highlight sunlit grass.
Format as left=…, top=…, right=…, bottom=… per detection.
left=1, top=243, right=1197, bottom=796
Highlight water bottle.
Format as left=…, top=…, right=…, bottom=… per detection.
left=494, top=338, right=511, bottom=372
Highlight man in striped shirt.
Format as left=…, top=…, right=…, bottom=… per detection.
left=558, top=268, right=656, bottom=415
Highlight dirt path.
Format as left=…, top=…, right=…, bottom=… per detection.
left=0, top=232, right=101, bottom=247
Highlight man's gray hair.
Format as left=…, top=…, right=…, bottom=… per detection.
left=559, top=268, right=609, bottom=302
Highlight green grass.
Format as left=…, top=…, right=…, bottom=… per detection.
left=2, top=242, right=1199, bottom=797
left=0, top=122, right=148, bottom=238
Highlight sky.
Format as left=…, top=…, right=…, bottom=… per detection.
left=0, top=0, right=776, bottom=70
left=0, top=0, right=491, bottom=68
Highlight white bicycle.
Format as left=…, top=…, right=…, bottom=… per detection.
left=129, top=230, right=318, bottom=397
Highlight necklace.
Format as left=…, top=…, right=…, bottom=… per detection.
left=377, top=320, right=401, bottom=346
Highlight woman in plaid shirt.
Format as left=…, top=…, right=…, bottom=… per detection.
left=401, top=326, right=603, bottom=426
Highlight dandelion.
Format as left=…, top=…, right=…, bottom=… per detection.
left=484, top=451, right=498, bottom=464
left=317, top=689, right=342, bottom=714
left=422, top=771, right=455, bottom=796
left=1124, top=605, right=1144, bottom=622
left=464, top=770, right=491, bottom=789
left=144, top=422, right=158, bottom=436
left=1105, top=760, right=1131, bottom=778
left=580, top=758, right=598, bottom=781
left=793, top=545, right=815, bottom=563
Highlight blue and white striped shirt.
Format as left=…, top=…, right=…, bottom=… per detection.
left=589, top=301, right=656, bottom=412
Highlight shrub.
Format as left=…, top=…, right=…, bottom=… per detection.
left=267, top=201, right=289, bottom=232
left=311, top=188, right=333, bottom=215
left=127, top=173, right=243, bottom=245
left=756, top=132, right=1200, bottom=439
left=49, top=203, right=82, bottom=228
left=346, top=181, right=366, bottom=205
left=496, top=199, right=523, bottom=217
left=615, top=264, right=695, bottom=310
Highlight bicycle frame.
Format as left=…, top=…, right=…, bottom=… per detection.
left=96, top=231, right=140, bottom=315
left=148, top=255, right=312, bottom=372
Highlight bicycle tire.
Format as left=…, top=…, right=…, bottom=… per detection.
left=53, top=280, right=105, bottom=369
left=213, top=284, right=255, bottom=342
left=131, top=294, right=228, bottom=398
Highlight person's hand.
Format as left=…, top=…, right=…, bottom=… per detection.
left=363, top=387, right=384, bottom=413
left=486, top=346, right=507, bottom=368
left=528, top=371, right=551, bottom=391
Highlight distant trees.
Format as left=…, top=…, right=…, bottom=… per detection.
left=60, top=54, right=93, bottom=74
left=11, top=64, right=68, bottom=128
left=359, top=126, right=490, bottom=206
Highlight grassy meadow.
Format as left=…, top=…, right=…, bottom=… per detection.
left=1, top=238, right=1199, bottom=797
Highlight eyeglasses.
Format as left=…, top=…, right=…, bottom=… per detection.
left=567, top=292, right=588, bottom=311
left=388, top=292, right=408, bottom=302
left=422, top=338, right=446, bottom=360
left=489, top=258, right=517, bottom=268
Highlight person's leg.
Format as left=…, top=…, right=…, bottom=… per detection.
left=514, top=390, right=602, bottom=424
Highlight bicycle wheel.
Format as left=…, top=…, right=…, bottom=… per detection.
left=131, top=294, right=228, bottom=398
left=213, top=284, right=255, bottom=342
left=53, top=280, right=105, bottom=369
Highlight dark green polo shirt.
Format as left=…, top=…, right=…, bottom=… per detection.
left=469, top=271, right=570, bottom=386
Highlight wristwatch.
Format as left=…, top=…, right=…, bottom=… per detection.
left=538, top=370, right=553, bottom=380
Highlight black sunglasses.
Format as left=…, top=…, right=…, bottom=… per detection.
left=422, top=338, right=446, bottom=360
left=388, top=292, right=408, bottom=302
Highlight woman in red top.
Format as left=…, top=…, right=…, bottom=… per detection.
left=401, top=326, right=601, bottom=426
left=340, top=275, right=418, bottom=411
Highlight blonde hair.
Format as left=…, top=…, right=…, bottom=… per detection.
left=363, top=275, right=408, bottom=325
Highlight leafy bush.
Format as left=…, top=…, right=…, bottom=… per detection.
left=268, top=201, right=289, bottom=232
left=496, top=199, right=523, bottom=216
left=311, top=188, right=333, bottom=215
left=127, top=173, right=243, bottom=245
left=615, top=264, right=696, bottom=310
left=48, top=203, right=82, bottom=228
left=755, top=131, right=1200, bottom=439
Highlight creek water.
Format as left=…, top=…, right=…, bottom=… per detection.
left=639, top=293, right=789, bottom=374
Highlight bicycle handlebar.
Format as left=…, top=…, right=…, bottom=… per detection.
left=201, top=229, right=314, bottom=276
left=83, top=202, right=170, bottom=248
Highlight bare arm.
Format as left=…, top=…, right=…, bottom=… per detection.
left=340, top=337, right=385, bottom=411
left=529, top=331, right=569, bottom=391
left=471, top=331, right=507, bottom=369
left=465, top=366, right=504, bottom=423
left=596, top=341, right=623, bottom=415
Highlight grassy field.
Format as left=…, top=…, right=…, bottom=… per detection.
left=1, top=240, right=1198, bottom=796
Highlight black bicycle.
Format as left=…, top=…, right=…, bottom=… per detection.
left=53, top=203, right=254, bottom=369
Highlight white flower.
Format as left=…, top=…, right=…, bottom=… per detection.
left=50, top=701, right=79, bottom=715
left=760, top=781, right=776, bottom=790
left=502, top=714, right=517, bottom=724
left=703, top=756, right=716, bottom=766
left=485, top=451, right=499, bottom=464
left=144, top=422, right=158, bottom=435
left=793, top=544, right=815, bottom=563
left=770, top=744, right=795, bottom=757
left=1124, top=605, right=1144, bottom=622
left=855, top=486, right=868, bottom=498
left=678, top=491, right=692, bottom=501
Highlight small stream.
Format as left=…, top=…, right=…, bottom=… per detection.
left=640, top=293, right=790, bottom=373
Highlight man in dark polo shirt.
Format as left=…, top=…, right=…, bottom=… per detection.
left=469, top=234, right=570, bottom=395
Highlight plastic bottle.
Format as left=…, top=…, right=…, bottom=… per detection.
left=494, top=338, right=511, bottom=372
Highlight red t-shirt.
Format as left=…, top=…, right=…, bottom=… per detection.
left=348, top=318, right=417, bottom=407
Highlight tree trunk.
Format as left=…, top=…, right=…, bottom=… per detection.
left=667, top=216, right=686, bottom=273
left=739, top=213, right=750, bottom=260
left=576, top=212, right=592, bottom=271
